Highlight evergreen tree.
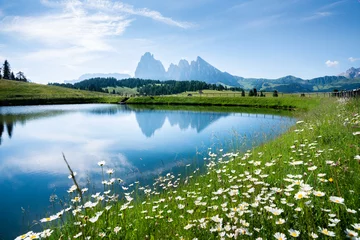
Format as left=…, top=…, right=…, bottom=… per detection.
left=0, top=68, right=2, bottom=79
left=273, top=90, right=279, bottom=97
left=16, top=71, right=27, bottom=82
left=249, top=89, right=254, bottom=96
left=10, top=72, right=15, bottom=80
left=253, top=88, right=257, bottom=96
left=2, top=60, right=11, bottom=79
left=241, top=89, right=245, bottom=97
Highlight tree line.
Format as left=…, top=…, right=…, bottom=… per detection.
left=0, top=60, right=28, bottom=82
left=49, top=78, right=244, bottom=96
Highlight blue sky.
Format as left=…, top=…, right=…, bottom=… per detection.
left=0, top=0, right=359, bottom=83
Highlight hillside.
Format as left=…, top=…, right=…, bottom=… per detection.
left=0, top=80, right=121, bottom=106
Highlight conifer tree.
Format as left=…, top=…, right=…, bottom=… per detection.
left=2, top=60, right=11, bottom=79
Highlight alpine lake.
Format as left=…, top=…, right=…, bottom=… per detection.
left=0, top=104, right=296, bottom=239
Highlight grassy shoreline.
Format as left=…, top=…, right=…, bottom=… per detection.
left=16, top=97, right=360, bottom=239
left=126, top=96, right=321, bottom=110
left=1, top=80, right=323, bottom=110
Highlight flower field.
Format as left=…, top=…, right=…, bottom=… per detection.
left=16, top=98, right=360, bottom=240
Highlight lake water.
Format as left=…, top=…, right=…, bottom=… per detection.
left=0, top=104, right=295, bottom=239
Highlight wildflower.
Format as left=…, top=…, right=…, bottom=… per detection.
left=274, top=232, right=287, bottom=240
left=354, top=155, right=360, bottom=160
left=351, top=223, right=360, bottom=230
left=269, top=207, right=284, bottom=216
left=328, top=178, right=333, bottom=182
left=211, top=215, right=223, bottom=223
left=288, top=229, right=300, bottom=237
left=346, top=208, right=356, bottom=213
left=106, top=169, right=114, bottom=174
left=329, top=196, right=344, bottom=204
left=345, top=229, right=358, bottom=238
left=353, top=131, right=360, bottom=135
left=178, top=204, right=185, bottom=209
left=276, top=218, right=286, bottom=225
left=310, top=232, right=318, bottom=238
left=308, top=166, right=317, bottom=171
left=184, top=224, right=194, bottom=230
left=313, top=191, right=325, bottom=197
left=40, top=215, right=58, bottom=223
left=318, top=227, right=335, bottom=237
left=294, top=191, right=308, bottom=200
left=15, top=231, right=35, bottom=240
left=40, top=229, right=53, bottom=238
left=74, top=232, right=83, bottom=238
left=98, top=161, right=105, bottom=166
left=98, top=232, right=106, bottom=238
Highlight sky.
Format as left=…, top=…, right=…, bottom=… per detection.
left=0, top=0, right=359, bottom=84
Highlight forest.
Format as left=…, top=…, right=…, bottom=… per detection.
left=49, top=78, right=244, bottom=96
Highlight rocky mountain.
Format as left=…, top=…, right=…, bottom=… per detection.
left=340, top=67, right=360, bottom=79
left=135, top=53, right=241, bottom=86
left=134, top=52, right=360, bottom=92
left=135, top=52, right=166, bottom=80
left=65, top=73, right=131, bottom=84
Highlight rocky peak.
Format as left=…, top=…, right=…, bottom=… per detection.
left=135, top=52, right=166, bottom=80
left=340, top=67, right=360, bottom=79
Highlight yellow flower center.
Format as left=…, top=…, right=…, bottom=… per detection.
left=291, top=233, right=297, bottom=237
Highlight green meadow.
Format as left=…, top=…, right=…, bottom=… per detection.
left=0, top=80, right=121, bottom=105
left=15, top=96, right=360, bottom=239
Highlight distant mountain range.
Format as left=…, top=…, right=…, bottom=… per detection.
left=135, top=52, right=240, bottom=86
left=65, top=73, right=131, bottom=84
left=134, top=52, right=360, bottom=92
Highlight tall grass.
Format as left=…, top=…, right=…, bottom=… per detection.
left=16, top=98, right=360, bottom=240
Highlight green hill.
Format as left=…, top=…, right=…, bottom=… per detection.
left=0, top=80, right=121, bottom=106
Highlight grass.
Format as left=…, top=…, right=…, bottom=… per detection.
left=104, top=86, right=138, bottom=96
left=0, top=80, right=123, bottom=106
left=126, top=95, right=322, bottom=111
left=16, top=97, right=360, bottom=239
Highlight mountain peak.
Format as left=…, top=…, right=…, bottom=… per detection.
left=135, top=52, right=240, bottom=86
left=135, top=53, right=166, bottom=80
left=339, top=66, right=360, bottom=79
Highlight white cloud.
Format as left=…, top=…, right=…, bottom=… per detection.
left=303, top=11, right=332, bottom=21
left=349, top=57, right=359, bottom=62
left=325, top=60, right=339, bottom=67
left=0, top=0, right=193, bottom=83
left=320, top=0, right=347, bottom=10
left=0, top=0, right=193, bottom=54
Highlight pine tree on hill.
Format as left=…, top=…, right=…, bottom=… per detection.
left=10, top=72, right=15, bottom=80
left=2, top=60, right=11, bottom=79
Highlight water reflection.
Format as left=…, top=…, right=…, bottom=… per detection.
left=0, top=104, right=295, bottom=239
